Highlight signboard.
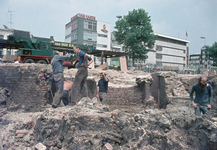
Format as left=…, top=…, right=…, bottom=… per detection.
left=53, top=42, right=74, bottom=48
left=71, top=13, right=96, bottom=21
left=101, top=24, right=108, bottom=33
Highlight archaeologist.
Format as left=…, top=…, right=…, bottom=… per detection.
left=51, top=51, right=72, bottom=108
left=96, top=71, right=109, bottom=105
left=190, top=76, right=213, bottom=116
left=70, top=46, right=93, bottom=105
left=62, top=80, right=73, bottom=106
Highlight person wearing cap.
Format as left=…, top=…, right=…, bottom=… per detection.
left=51, top=51, right=72, bottom=108
left=70, top=46, right=93, bottom=105
left=190, top=76, right=213, bottom=116
left=96, top=71, right=109, bottom=105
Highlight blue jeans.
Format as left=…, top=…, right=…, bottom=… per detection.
left=195, top=104, right=210, bottom=116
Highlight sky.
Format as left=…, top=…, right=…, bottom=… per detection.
left=0, top=0, right=216, bottom=54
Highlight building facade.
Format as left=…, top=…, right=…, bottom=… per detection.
left=65, top=14, right=190, bottom=70
left=145, top=33, right=190, bottom=70
left=65, top=13, right=111, bottom=50
left=65, top=13, right=97, bottom=47
left=0, top=28, right=13, bottom=57
left=65, top=13, right=112, bottom=66
left=189, top=46, right=213, bottom=70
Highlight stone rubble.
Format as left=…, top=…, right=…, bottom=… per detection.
left=0, top=64, right=217, bottom=149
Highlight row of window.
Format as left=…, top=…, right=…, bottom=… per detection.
left=66, top=20, right=78, bottom=31
left=156, top=45, right=186, bottom=54
left=72, top=32, right=77, bottom=41
left=66, top=31, right=108, bottom=41
left=82, top=43, right=107, bottom=48
left=83, top=42, right=93, bottom=46
left=97, top=44, right=107, bottom=48
left=157, top=36, right=186, bottom=46
left=83, top=31, right=97, bottom=41
left=98, top=34, right=107, bottom=38
left=156, top=53, right=186, bottom=60
left=84, top=21, right=97, bottom=31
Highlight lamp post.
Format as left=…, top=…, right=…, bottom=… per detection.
left=116, top=16, right=122, bottom=19
left=200, top=37, right=206, bottom=70
left=201, top=36, right=206, bottom=46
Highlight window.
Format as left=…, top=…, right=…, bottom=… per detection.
left=156, top=45, right=162, bottom=51
left=88, top=22, right=92, bottom=30
left=65, top=34, right=71, bottom=39
left=71, top=20, right=78, bottom=31
left=84, top=21, right=88, bottom=29
left=98, top=34, right=107, bottom=38
left=93, top=23, right=97, bottom=31
left=72, top=31, right=77, bottom=41
left=156, top=54, right=162, bottom=59
left=84, top=21, right=96, bottom=31
left=97, top=44, right=107, bottom=48
left=83, top=31, right=97, bottom=41
left=44, top=43, right=49, bottom=49
left=88, top=32, right=92, bottom=40
left=0, top=35, right=3, bottom=39
left=83, top=42, right=92, bottom=46
left=92, top=33, right=97, bottom=41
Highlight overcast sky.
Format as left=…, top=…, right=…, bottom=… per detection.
left=0, top=0, right=216, bottom=54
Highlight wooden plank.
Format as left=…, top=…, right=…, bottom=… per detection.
left=129, top=67, right=135, bottom=72
left=88, top=55, right=95, bottom=69
left=96, top=62, right=108, bottom=70
left=120, top=57, right=128, bottom=72
left=2, top=55, right=17, bottom=61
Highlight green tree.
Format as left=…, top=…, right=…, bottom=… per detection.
left=114, top=9, right=157, bottom=66
left=204, top=42, right=217, bottom=66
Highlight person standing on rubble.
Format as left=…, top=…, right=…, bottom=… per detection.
left=70, top=46, right=93, bottom=105
left=96, top=71, right=109, bottom=105
left=190, top=76, right=213, bottom=116
left=51, top=51, right=72, bottom=108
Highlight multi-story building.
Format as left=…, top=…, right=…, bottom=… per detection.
left=65, top=14, right=191, bottom=70
left=189, top=54, right=200, bottom=67
left=0, top=28, right=13, bottom=57
left=65, top=13, right=111, bottom=50
left=145, top=33, right=190, bottom=70
left=189, top=46, right=213, bottom=70
left=65, top=13, right=113, bottom=66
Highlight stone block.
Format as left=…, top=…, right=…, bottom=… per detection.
left=35, top=143, right=46, bottom=150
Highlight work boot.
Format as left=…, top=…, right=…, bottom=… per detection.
left=52, top=104, right=57, bottom=108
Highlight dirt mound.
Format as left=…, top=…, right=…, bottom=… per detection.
left=1, top=97, right=217, bottom=149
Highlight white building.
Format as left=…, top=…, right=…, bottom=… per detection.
left=0, top=28, right=13, bottom=56
left=0, top=28, right=31, bottom=57
left=96, top=20, right=111, bottom=51
left=145, top=33, right=190, bottom=70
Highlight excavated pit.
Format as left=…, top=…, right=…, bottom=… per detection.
left=0, top=63, right=217, bottom=150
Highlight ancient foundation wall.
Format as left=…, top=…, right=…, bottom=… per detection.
left=107, top=85, right=143, bottom=105
left=0, top=64, right=52, bottom=112
left=0, top=64, right=146, bottom=112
